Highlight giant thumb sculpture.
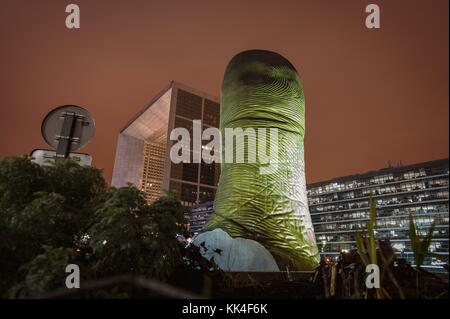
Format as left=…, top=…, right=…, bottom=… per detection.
left=204, top=50, right=319, bottom=271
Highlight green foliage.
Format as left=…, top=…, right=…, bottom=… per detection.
left=355, top=198, right=378, bottom=267
left=355, top=197, right=383, bottom=298
left=88, top=187, right=185, bottom=280
left=9, top=246, right=76, bottom=298
left=352, top=199, right=445, bottom=300
left=367, top=198, right=378, bottom=266
left=408, top=211, right=447, bottom=298
left=408, top=212, right=444, bottom=268
left=0, top=156, right=185, bottom=298
left=355, top=197, right=408, bottom=299
left=13, top=193, right=69, bottom=244
left=0, top=156, right=45, bottom=212
left=0, top=157, right=107, bottom=296
left=88, top=185, right=153, bottom=275
left=146, top=193, right=186, bottom=279
left=354, top=198, right=378, bottom=267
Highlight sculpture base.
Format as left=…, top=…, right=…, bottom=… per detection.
left=192, top=228, right=280, bottom=272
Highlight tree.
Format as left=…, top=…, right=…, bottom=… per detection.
left=145, top=193, right=186, bottom=279
left=88, top=187, right=185, bottom=280
left=9, top=246, right=77, bottom=298
left=0, top=156, right=186, bottom=298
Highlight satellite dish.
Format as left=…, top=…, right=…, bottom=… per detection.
left=41, top=105, right=95, bottom=157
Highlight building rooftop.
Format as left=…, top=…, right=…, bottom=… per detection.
left=119, top=81, right=220, bottom=144
left=308, top=158, right=449, bottom=188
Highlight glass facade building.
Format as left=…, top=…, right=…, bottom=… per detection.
left=111, top=81, right=220, bottom=206
left=189, top=201, right=214, bottom=234
left=307, top=159, right=449, bottom=272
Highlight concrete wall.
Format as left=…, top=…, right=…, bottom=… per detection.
left=111, top=133, right=144, bottom=188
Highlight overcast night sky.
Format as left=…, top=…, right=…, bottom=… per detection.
left=0, top=0, right=448, bottom=184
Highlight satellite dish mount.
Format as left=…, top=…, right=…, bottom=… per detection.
left=41, top=105, right=95, bottom=158
left=55, top=110, right=85, bottom=157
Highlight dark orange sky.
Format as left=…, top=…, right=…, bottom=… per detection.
left=0, top=0, right=448, bottom=184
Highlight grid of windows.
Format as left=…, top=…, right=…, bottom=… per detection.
left=203, top=99, right=220, bottom=127
left=169, top=180, right=199, bottom=207
left=308, top=167, right=442, bottom=196
left=141, top=141, right=166, bottom=203
left=175, top=89, right=202, bottom=119
left=310, top=189, right=448, bottom=213
left=308, top=159, right=449, bottom=273
left=114, top=83, right=220, bottom=207
left=189, top=201, right=214, bottom=234
left=168, top=88, right=220, bottom=206
left=200, top=162, right=220, bottom=186
left=199, top=186, right=216, bottom=203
